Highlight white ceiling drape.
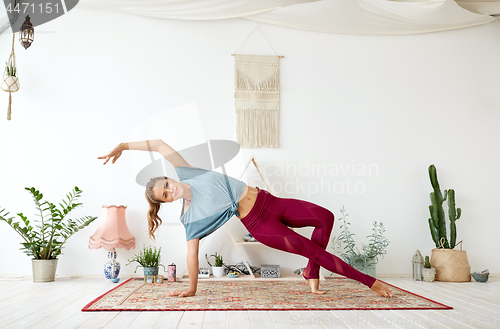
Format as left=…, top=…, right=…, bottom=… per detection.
left=76, top=0, right=319, bottom=20
left=1, top=0, right=499, bottom=36
left=244, top=0, right=497, bottom=35
left=456, top=0, right=500, bottom=15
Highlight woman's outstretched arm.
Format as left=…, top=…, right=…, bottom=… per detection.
left=98, top=139, right=193, bottom=168
left=168, top=238, right=200, bottom=298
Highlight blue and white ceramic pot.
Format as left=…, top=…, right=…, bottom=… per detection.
left=143, top=267, right=159, bottom=276
left=104, top=249, right=121, bottom=279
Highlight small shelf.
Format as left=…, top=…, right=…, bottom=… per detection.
left=235, top=241, right=262, bottom=245
left=183, top=273, right=305, bottom=281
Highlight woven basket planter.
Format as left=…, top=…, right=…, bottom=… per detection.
left=3, top=34, right=20, bottom=120
left=1, top=76, right=20, bottom=93
left=430, top=240, right=471, bottom=282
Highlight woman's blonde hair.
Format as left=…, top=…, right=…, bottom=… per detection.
left=145, top=176, right=167, bottom=240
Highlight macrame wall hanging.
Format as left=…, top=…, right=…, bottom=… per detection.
left=233, top=27, right=283, bottom=148
left=2, top=34, right=20, bottom=121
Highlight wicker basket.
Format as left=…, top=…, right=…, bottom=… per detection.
left=430, top=238, right=471, bottom=282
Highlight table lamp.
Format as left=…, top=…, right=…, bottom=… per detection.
left=88, top=205, right=135, bottom=282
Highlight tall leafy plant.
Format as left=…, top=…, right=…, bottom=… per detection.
left=0, top=186, right=97, bottom=259
left=331, top=206, right=390, bottom=270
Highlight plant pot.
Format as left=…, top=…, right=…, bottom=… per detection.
left=352, top=258, right=377, bottom=277
left=1, top=76, right=20, bottom=92
left=32, top=259, right=58, bottom=282
left=422, top=267, right=436, bottom=282
left=212, top=266, right=225, bottom=278
left=143, top=267, right=159, bottom=276
left=431, top=247, right=471, bottom=282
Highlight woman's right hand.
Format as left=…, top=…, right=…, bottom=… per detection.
left=97, top=143, right=124, bottom=165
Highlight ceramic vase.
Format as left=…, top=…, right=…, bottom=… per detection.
left=422, top=267, right=436, bottom=282
left=32, top=259, right=58, bottom=282
left=104, top=249, right=120, bottom=279
left=143, top=267, right=159, bottom=276
left=352, top=258, right=377, bottom=277
left=1, top=76, right=20, bottom=92
left=212, top=266, right=225, bottom=277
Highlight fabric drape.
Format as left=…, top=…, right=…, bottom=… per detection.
left=245, top=0, right=496, bottom=36
left=77, top=0, right=318, bottom=20
left=75, top=0, right=499, bottom=35
left=1, top=0, right=499, bottom=35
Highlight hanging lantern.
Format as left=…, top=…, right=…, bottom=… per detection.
left=2, top=34, right=20, bottom=120
left=412, top=249, right=425, bottom=281
left=19, top=15, right=34, bottom=50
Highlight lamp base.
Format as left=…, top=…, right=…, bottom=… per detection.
left=104, top=248, right=121, bottom=280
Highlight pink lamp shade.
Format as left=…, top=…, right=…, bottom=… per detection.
left=88, top=205, right=136, bottom=251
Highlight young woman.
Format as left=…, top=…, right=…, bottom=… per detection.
left=98, top=139, right=394, bottom=298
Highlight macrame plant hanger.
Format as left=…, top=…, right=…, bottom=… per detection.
left=232, top=27, right=283, bottom=148
left=2, top=34, right=20, bottom=120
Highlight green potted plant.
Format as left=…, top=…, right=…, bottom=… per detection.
left=422, top=255, right=436, bottom=282
left=206, top=251, right=225, bottom=277
left=5, top=61, right=16, bottom=77
left=331, top=206, right=390, bottom=277
left=126, top=244, right=166, bottom=276
left=0, top=187, right=97, bottom=282
left=2, top=60, right=19, bottom=92
left=427, top=164, right=470, bottom=282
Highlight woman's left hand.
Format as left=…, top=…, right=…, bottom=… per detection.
left=97, top=143, right=124, bottom=165
left=167, top=289, right=196, bottom=298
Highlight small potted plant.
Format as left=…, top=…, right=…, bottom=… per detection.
left=0, top=187, right=97, bottom=282
left=126, top=244, right=166, bottom=276
left=331, top=206, right=390, bottom=277
left=206, top=251, right=225, bottom=277
left=422, top=255, right=436, bottom=282
left=2, top=60, right=20, bottom=93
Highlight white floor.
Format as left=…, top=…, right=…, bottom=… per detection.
left=0, top=274, right=498, bottom=329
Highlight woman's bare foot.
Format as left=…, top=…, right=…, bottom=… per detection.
left=307, top=278, right=326, bottom=295
left=370, top=279, right=394, bottom=298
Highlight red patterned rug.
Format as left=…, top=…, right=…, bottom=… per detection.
left=82, top=278, right=452, bottom=311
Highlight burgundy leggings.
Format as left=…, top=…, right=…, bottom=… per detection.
left=240, top=187, right=376, bottom=288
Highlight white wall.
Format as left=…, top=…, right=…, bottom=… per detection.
left=1, top=7, right=499, bottom=278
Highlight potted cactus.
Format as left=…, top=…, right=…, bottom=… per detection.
left=422, top=256, right=436, bottom=282
left=427, top=164, right=470, bottom=282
